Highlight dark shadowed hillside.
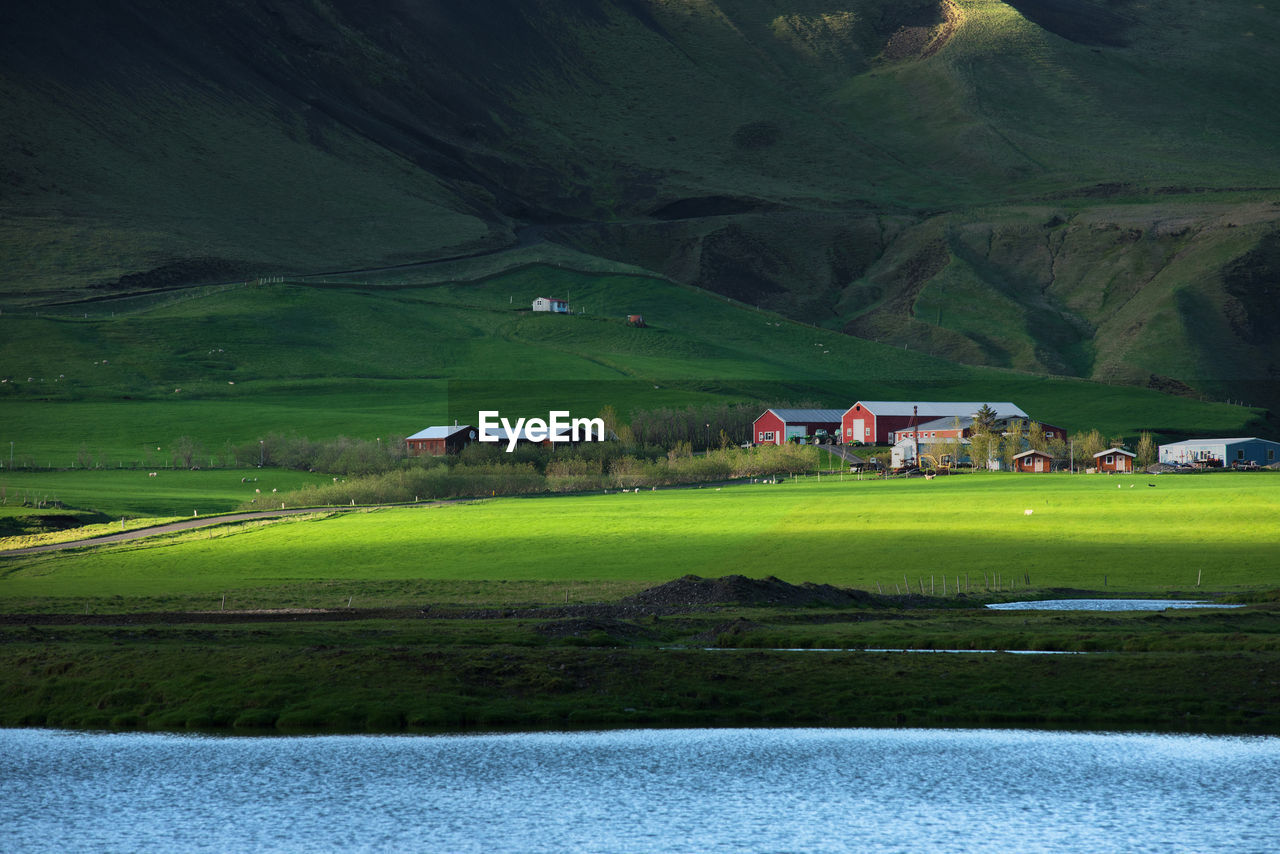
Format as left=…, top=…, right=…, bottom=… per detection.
left=2, top=0, right=1278, bottom=410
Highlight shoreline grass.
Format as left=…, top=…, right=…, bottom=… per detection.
left=2, top=624, right=1275, bottom=736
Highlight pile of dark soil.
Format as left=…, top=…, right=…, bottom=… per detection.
left=621, top=574, right=872, bottom=609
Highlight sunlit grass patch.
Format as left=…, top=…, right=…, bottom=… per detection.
left=3, top=472, right=1276, bottom=609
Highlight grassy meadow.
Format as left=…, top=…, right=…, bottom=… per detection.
left=3, top=472, right=1277, bottom=611
left=0, top=263, right=1265, bottom=465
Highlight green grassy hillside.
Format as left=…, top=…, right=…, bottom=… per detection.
left=2, top=1, right=1279, bottom=409
left=0, top=263, right=1262, bottom=463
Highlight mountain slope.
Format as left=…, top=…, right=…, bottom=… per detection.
left=2, top=0, right=1278, bottom=410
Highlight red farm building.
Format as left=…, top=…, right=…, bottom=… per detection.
left=840, top=401, right=1030, bottom=446
left=1013, top=449, right=1054, bottom=473
left=1094, top=448, right=1135, bottom=473
left=406, top=424, right=475, bottom=456
left=753, top=408, right=845, bottom=446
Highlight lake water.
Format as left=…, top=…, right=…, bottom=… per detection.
left=3, top=728, right=1278, bottom=853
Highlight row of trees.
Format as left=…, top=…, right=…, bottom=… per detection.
left=623, top=402, right=767, bottom=449
left=46, top=402, right=1160, bottom=477
left=253, top=443, right=824, bottom=508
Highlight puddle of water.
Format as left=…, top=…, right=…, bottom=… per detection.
left=986, top=599, right=1243, bottom=612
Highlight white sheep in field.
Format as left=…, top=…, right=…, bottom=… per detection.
left=148, top=472, right=157, bottom=477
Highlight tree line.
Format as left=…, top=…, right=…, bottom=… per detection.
left=249, top=443, right=823, bottom=509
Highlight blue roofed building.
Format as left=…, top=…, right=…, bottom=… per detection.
left=1158, top=437, right=1280, bottom=468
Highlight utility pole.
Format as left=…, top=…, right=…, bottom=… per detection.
left=912, top=405, right=919, bottom=468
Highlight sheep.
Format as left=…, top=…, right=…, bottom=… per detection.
left=148, top=472, right=158, bottom=478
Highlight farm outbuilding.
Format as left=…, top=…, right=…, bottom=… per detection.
left=753, top=408, right=845, bottom=446
left=406, top=424, right=476, bottom=456
left=532, top=297, right=568, bottom=313
left=1094, top=448, right=1135, bottom=473
left=1158, top=437, right=1280, bottom=468
left=895, top=415, right=1067, bottom=444
left=627, top=314, right=645, bottom=327
left=891, top=437, right=971, bottom=468
left=841, top=401, right=1029, bottom=446
left=1013, top=449, right=1054, bottom=473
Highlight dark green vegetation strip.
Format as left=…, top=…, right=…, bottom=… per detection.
left=2, top=600, right=1276, bottom=735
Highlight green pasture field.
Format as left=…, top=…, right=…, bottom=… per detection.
left=0, top=468, right=336, bottom=519
left=3, top=472, right=1277, bottom=611
left=0, top=264, right=1264, bottom=463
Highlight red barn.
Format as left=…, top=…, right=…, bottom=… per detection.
left=1013, top=449, right=1054, bottom=473
left=1094, top=448, right=1135, bottom=473
left=841, top=401, right=1029, bottom=446
left=752, top=408, right=845, bottom=445
left=406, top=425, right=475, bottom=456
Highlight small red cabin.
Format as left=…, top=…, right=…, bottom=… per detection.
left=627, top=314, right=645, bottom=327
left=1094, top=448, right=1135, bottom=473
left=1012, top=449, right=1054, bottom=473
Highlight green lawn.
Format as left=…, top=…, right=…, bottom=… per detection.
left=4, top=472, right=1276, bottom=608
left=0, top=468, right=336, bottom=519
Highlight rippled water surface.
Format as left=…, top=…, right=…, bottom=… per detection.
left=3, top=728, right=1277, bottom=853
